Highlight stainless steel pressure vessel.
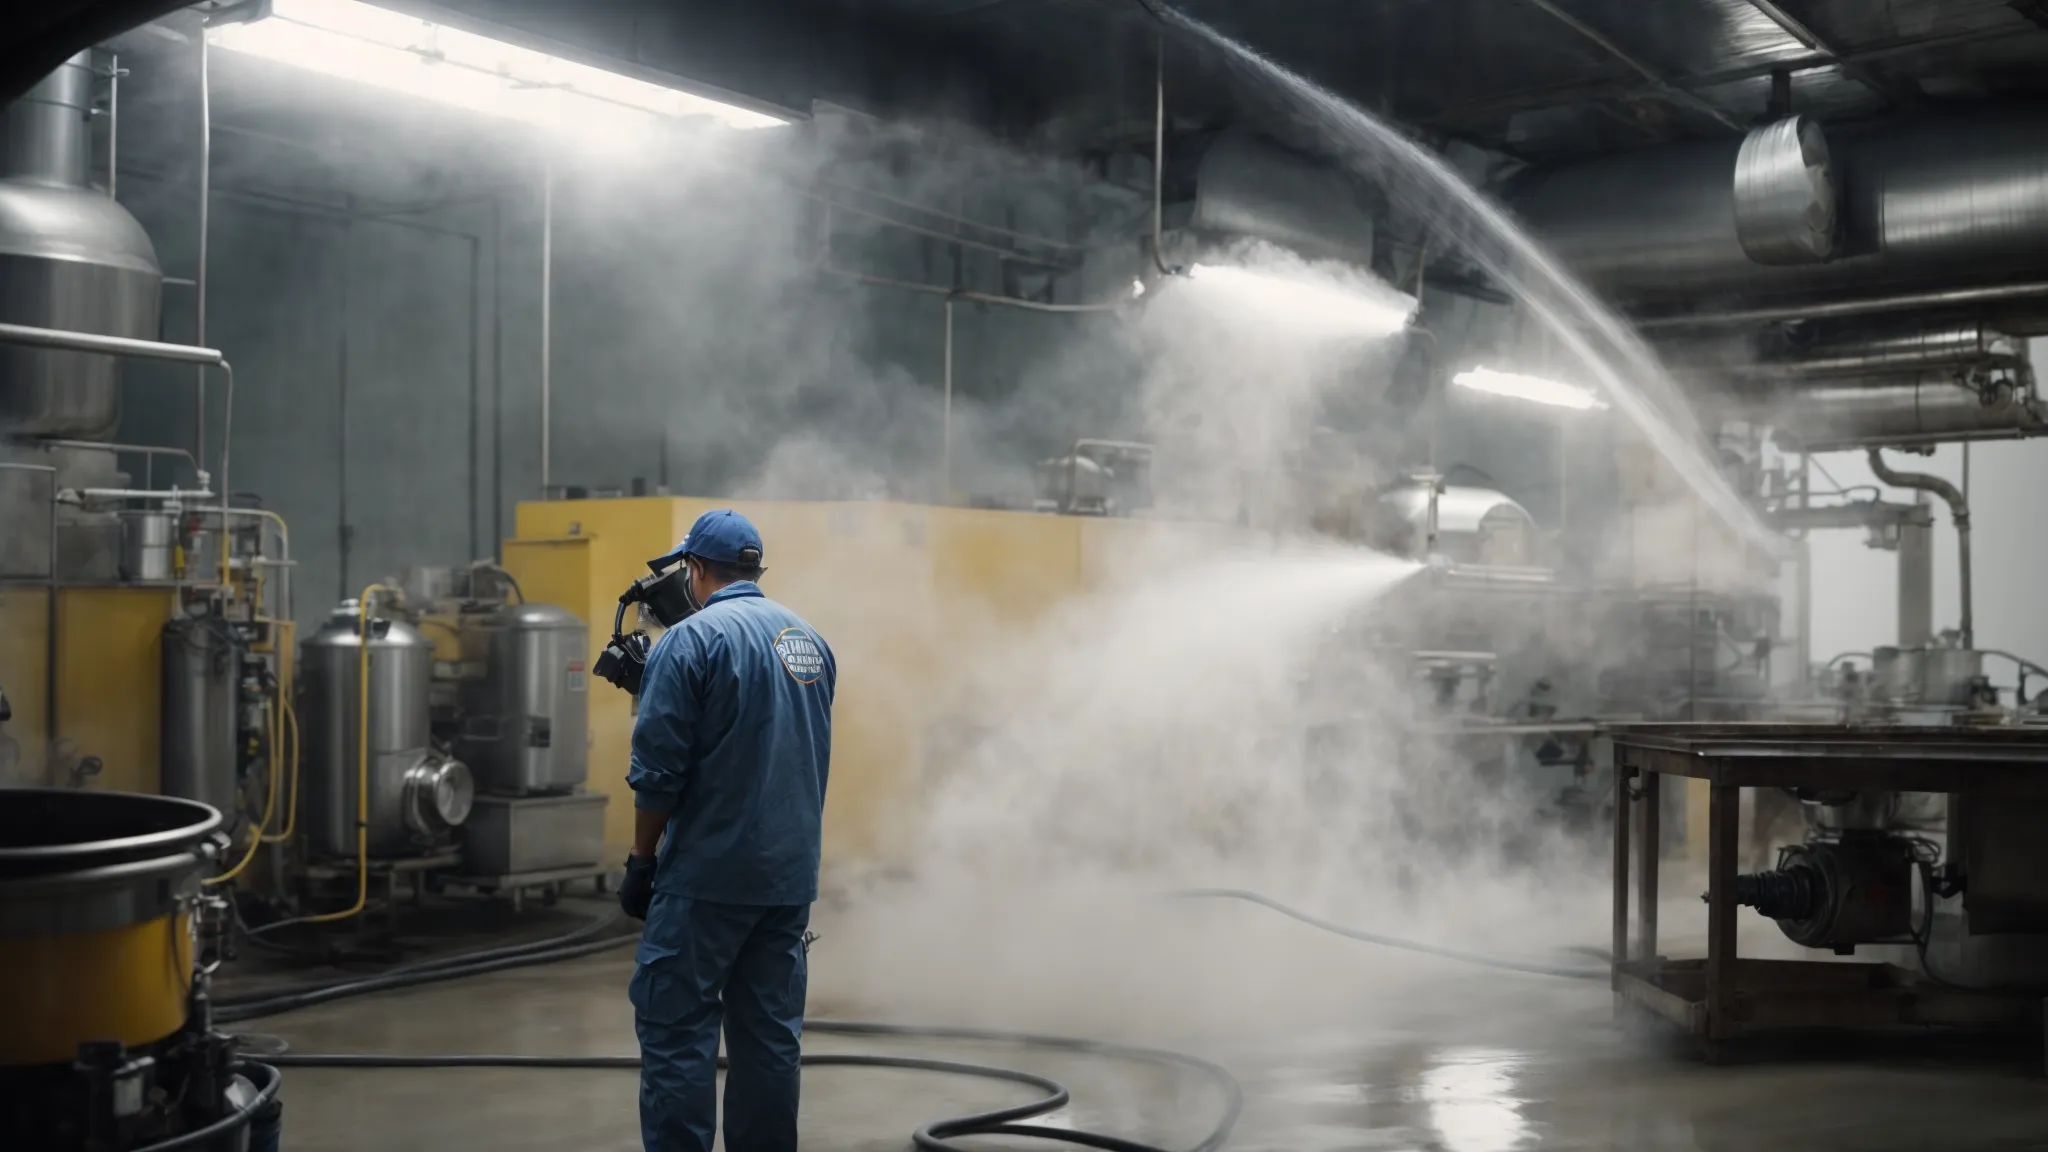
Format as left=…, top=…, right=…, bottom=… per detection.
left=159, top=615, right=242, bottom=818
left=299, top=601, right=471, bottom=858
left=458, top=602, right=589, bottom=794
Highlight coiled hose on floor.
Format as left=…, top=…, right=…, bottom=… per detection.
left=268, top=1023, right=1242, bottom=1152
left=219, top=916, right=1240, bottom=1151
left=212, top=889, right=1605, bottom=1151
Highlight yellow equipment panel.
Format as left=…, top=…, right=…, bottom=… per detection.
left=506, top=497, right=1167, bottom=871
left=0, top=585, right=176, bottom=792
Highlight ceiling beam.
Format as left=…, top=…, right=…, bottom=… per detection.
left=1517, top=0, right=1744, bottom=131
left=1741, top=0, right=1920, bottom=108
left=1428, top=21, right=2036, bottom=131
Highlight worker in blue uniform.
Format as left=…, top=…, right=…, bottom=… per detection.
left=615, top=509, right=836, bottom=1152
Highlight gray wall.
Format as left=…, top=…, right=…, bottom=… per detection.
left=104, top=60, right=1136, bottom=630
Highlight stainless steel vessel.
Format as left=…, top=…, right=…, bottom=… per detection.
left=1871, top=645, right=1988, bottom=708
left=120, top=509, right=174, bottom=581
left=458, top=603, right=588, bottom=794
left=159, top=614, right=242, bottom=818
left=300, top=601, right=472, bottom=858
left=0, top=51, right=162, bottom=438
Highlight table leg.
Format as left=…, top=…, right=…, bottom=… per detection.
left=1613, top=760, right=1632, bottom=994
left=1637, top=771, right=1661, bottom=963
left=1706, top=781, right=1739, bottom=1048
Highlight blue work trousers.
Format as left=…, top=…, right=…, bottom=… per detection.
left=629, top=895, right=810, bottom=1152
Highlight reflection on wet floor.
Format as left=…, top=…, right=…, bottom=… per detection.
left=1414, top=1048, right=1529, bottom=1152
left=257, top=946, right=2048, bottom=1152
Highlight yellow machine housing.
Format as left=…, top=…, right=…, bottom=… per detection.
left=504, top=497, right=1227, bottom=868
left=0, top=915, right=194, bottom=1066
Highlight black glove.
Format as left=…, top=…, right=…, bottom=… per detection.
left=619, top=854, right=657, bottom=920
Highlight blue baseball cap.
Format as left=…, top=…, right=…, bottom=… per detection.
left=653, top=509, right=764, bottom=570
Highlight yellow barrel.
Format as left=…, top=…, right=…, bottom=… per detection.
left=0, top=789, right=221, bottom=1067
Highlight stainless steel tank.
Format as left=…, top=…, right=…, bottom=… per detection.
left=300, top=601, right=472, bottom=858
left=1871, top=645, right=1987, bottom=707
left=160, top=614, right=243, bottom=818
left=458, top=603, right=588, bottom=794
left=0, top=52, right=162, bottom=438
left=120, top=509, right=174, bottom=581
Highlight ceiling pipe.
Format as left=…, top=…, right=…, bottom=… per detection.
left=1519, top=0, right=1743, bottom=131
left=1754, top=322, right=2027, bottom=379
left=1514, top=111, right=2048, bottom=307
left=1726, top=372, right=2043, bottom=450
left=1637, top=281, right=2048, bottom=329
left=1739, top=0, right=1916, bottom=108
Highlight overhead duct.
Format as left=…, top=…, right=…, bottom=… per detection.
left=1718, top=370, right=2045, bottom=451
left=1511, top=109, right=2048, bottom=307
left=1749, top=322, right=2028, bottom=380
left=1731, top=115, right=1837, bottom=266
left=1186, top=130, right=1375, bottom=268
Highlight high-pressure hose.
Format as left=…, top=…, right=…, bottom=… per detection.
left=208, top=882, right=1620, bottom=1150
left=1868, top=448, right=1972, bottom=649
left=256, top=1026, right=1238, bottom=1152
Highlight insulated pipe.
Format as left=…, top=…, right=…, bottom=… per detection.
left=1518, top=112, right=2048, bottom=306
left=1638, top=281, right=2048, bottom=330
left=1868, top=448, right=1972, bottom=650
left=1757, top=323, right=2026, bottom=379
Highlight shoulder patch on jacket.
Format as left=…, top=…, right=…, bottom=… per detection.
left=773, top=627, right=827, bottom=684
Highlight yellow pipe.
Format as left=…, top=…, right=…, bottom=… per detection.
left=202, top=699, right=277, bottom=885
left=292, top=584, right=392, bottom=925
left=258, top=618, right=298, bottom=845
left=260, top=695, right=300, bottom=845
left=205, top=619, right=297, bottom=883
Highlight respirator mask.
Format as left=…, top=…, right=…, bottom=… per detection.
left=592, top=552, right=703, bottom=695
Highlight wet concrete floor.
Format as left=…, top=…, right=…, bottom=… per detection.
left=250, top=895, right=2048, bottom=1152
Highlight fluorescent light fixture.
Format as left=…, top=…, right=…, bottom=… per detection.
left=1451, top=366, right=1608, bottom=411
left=1184, top=262, right=1415, bottom=340
left=208, top=0, right=789, bottom=134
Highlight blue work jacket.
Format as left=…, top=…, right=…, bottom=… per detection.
left=626, top=582, right=836, bottom=905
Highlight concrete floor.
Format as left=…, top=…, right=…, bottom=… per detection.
left=250, top=896, right=2048, bottom=1152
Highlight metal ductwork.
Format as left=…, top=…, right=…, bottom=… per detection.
left=1511, top=109, right=2048, bottom=307
left=1732, top=115, right=1837, bottom=266
left=1718, top=370, right=2045, bottom=451
left=1760, top=322, right=2027, bottom=379
left=1186, top=130, right=1375, bottom=268
left=1664, top=319, right=2028, bottom=381
left=0, top=51, right=161, bottom=439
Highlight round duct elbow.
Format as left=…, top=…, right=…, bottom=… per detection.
left=1189, top=131, right=1376, bottom=269
left=1734, top=116, right=1837, bottom=265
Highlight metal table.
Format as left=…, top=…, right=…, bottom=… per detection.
left=1609, top=723, right=2048, bottom=1058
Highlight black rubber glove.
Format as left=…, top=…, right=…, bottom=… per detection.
left=619, top=854, right=657, bottom=921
